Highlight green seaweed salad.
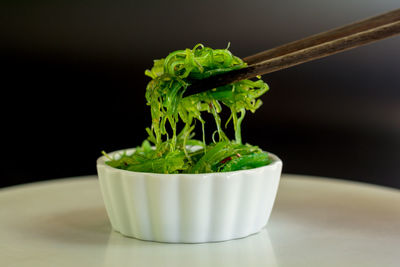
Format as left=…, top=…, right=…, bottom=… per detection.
left=103, top=44, right=272, bottom=174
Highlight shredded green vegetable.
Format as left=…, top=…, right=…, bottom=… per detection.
left=103, top=44, right=271, bottom=173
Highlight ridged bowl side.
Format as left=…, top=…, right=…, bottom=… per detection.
left=97, top=149, right=282, bottom=243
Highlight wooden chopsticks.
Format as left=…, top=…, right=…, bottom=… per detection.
left=185, top=8, right=400, bottom=96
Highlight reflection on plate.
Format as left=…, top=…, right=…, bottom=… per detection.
left=104, top=228, right=277, bottom=267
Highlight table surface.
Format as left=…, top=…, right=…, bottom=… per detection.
left=1, top=174, right=399, bottom=267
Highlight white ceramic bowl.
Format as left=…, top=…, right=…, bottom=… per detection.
left=96, top=148, right=282, bottom=243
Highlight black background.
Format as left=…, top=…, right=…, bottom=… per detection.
left=1, top=0, right=399, bottom=189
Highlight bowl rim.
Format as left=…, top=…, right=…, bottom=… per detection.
left=97, top=147, right=282, bottom=177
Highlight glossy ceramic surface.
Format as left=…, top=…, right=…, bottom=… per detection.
left=1, top=175, right=400, bottom=266
left=96, top=149, right=283, bottom=243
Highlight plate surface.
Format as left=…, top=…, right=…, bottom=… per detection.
left=1, top=174, right=399, bottom=266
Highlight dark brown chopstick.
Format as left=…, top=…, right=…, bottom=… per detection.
left=243, top=8, right=400, bottom=64
left=185, top=9, right=400, bottom=96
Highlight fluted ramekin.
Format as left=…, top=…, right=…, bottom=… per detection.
left=96, top=148, right=282, bottom=243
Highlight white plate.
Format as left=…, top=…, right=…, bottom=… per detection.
left=1, top=174, right=399, bottom=266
